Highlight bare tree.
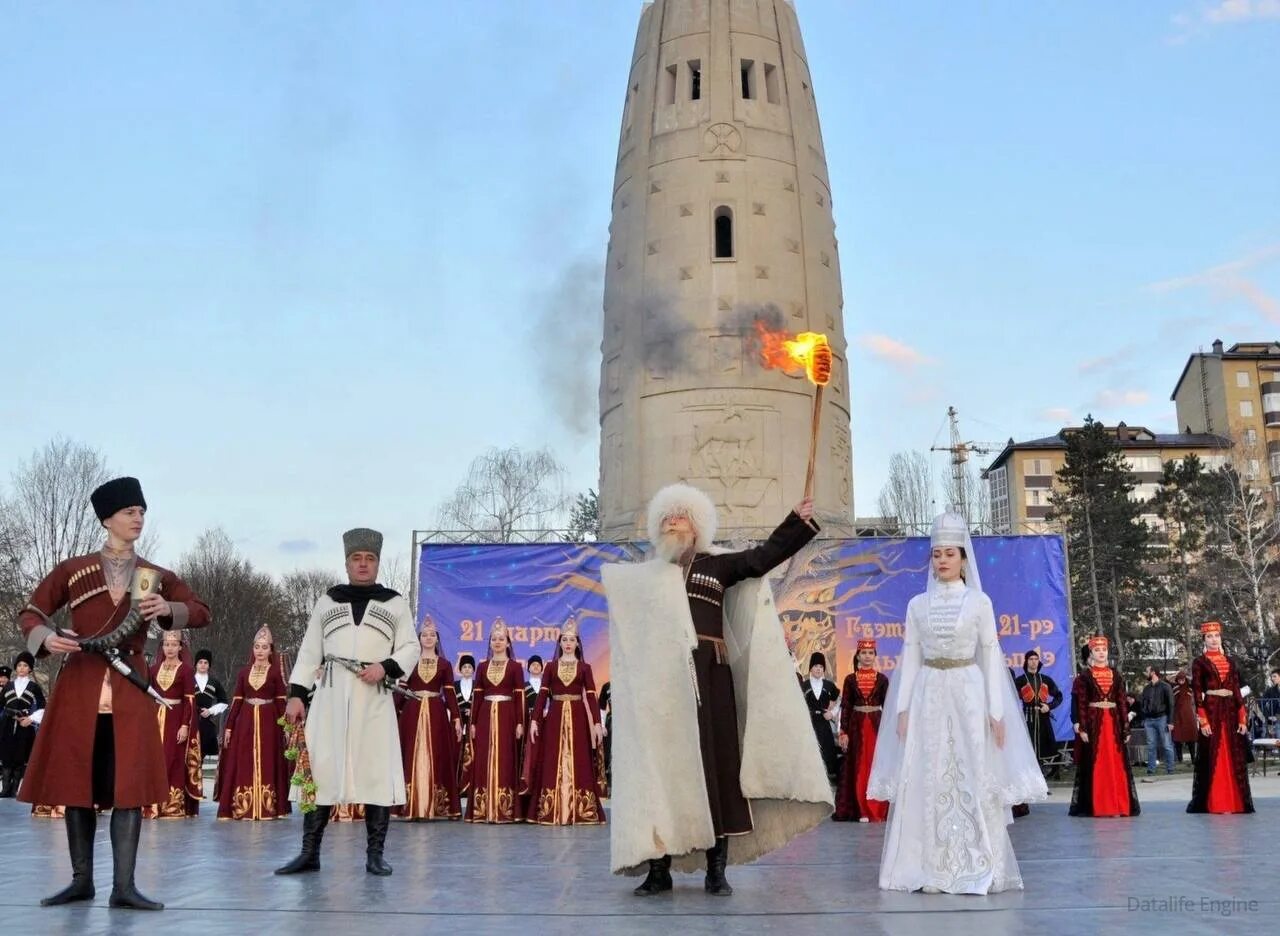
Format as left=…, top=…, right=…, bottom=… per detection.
left=877, top=451, right=935, bottom=536
left=177, top=528, right=287, bottom=685
left=436, top=446, right=569, bottom=542
left=1208, top=437, right=1280, bottom=643
left=2, top=438, right=112, bottom=586
left=278, top=567, right=339, bottom=651
left=379, top=552, right=411, bottom=598
left=943, top=461, right=993, bottom=532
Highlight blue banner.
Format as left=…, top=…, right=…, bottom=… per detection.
left=417, top=535, right=1073, bottom=741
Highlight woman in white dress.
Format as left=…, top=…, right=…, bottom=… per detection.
left=867, top=512, right=1047, bottom=895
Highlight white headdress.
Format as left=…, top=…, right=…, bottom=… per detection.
left=646, top=483, right=717, bottom=553
left=928, top=510, right=982, bottom=593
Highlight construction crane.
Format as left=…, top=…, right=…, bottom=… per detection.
left=930, top=406, right=994, bottom=525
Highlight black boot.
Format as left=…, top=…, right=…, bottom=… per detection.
left=275, top=805, right=332, bottom=874
left=632, top=855, right=672, bottom=896
left=704, top=838, right=733, bottom=896
left=107, top=808, right=163, bottom=910
left=364, top=805, right=393, bottom=876
left=41, top=806, right=97, bottom=906
left=0, top=768, right=14, bottom=798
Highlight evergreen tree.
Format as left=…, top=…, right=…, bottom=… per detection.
left=1151, top=454, right=1218, bottom=661
left=565, top=489, right=599, bottom=543
left=1047, top=417, right=1151, bottom=667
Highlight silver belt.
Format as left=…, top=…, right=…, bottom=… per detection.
left=924, top=658, right=973, bottom=670
left=852, top=705, right=882, bottom=713
left=1089, top=701, right=1116, bottom=709
left=485, top=695, right=513, bottom=702
left=1205, top=689, right=1233, bottom=697
left=246, top=698, right=273, bottom=706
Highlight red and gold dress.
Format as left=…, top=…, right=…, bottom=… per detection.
left=1187, top=651, right=1254, bottom=814
left=396, top=654, right=462, bottom=820
left=520, top=656, right=605, bottom=825
left=462, top=657, right=526, bottom=823
left=145, top=658, right=202, bottom=818
left=833, top=667, right=889, bottom=822
left=215, top=662, right=291, bottom=820
left=1068, top=666, right=1139, bottom=817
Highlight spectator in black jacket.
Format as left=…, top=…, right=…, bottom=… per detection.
left=1261, top=670, right=1280, bottom=739
left=1139, top=668, right=1176, bottom=776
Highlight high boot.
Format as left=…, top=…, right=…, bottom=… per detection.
left=0, top=767, right=15, bottom=798
left=632, top=855, right=672, bottom=896
left=41, top=806, right=97, bottom=906
left=364, top=804, right=393, bottom=875
left=704, top=837, right=733, bottom=896
left=275, top=805, right=332, bottom=874
left=107, top=808, right=163, bottom=910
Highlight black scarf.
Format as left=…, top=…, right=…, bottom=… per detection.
left=327, top=583, right=400, bottom=626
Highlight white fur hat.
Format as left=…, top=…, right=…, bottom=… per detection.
left=646, top=483, right=717, bottom=552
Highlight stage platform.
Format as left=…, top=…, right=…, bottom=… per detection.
left=1, top=773, right=1275, bottom=935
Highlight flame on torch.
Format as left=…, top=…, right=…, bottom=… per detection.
left=754, top=322, right=832, bottom=386
left=752, top=321, right=833, bottom=503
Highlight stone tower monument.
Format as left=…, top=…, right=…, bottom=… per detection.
left=599, top=0, right=853, bottom=540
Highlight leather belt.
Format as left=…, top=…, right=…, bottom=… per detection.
left=484, top=695, right=513, bottom=702
left=1205, top=689, right=1233, bottom=697
left=924, top=658, right=973, bottom=670
left=1089, top=701, right=1117, bottom=709
left=853, top=705, right=883, bottom=713
left=552, top=694, right=579, bottom=702
left=698, top=635, right=728, bottom=664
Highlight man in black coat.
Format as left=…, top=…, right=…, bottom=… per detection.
left=801, top=652, right=840, bottom=783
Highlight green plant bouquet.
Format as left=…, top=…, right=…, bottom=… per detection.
left=278, top=716, right=318, bottom=813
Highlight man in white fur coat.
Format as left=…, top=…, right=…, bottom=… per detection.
left=602, top=484, right=834, bottom=897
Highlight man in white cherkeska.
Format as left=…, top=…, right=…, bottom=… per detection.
left=275, top=528, right=418, bottom=877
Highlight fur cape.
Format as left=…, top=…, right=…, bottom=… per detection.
left=602, top=555, right=833, bottom=875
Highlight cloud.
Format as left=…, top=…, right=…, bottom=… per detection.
left=278, top=539, right=318, bottom=554
left=1205, top=0, right=1280, bottom=23
left=1092, top=389, right=1152, bottom=408
left=1039, top=407, right=1074, bottom=424
left=1146, top=244, right=1280, bottom=324
left=856, top=334, right=935, bottom=370
left=1168, top=1, right=1280, bottom=42
left=1077, top=347, right=1136, bottom=375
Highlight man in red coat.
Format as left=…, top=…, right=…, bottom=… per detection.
left=16, top=477, right=211, bottom=910
left=1186, top=621, right=1254, bottom=814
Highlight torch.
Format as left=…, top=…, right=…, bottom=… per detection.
left=753, top=324, right=833, bottom=502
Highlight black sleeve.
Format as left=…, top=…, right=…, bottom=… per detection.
left=32, top=683, right=46, bottom=708
left=1163, top=682, right=1175, bottom=715
left=288, top=683, right=311, bottom=701
left=381, top=658, right=405, bottom=680
left=1046, top=675, right=1064, bottom=711
left=715, top=511, right=820, bottom=588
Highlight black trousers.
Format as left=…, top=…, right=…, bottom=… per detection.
left=92, top=715, right=116, bottom=808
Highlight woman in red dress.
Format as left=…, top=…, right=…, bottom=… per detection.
left=145, top=630, right=202, bottom=818
left=833, top=639, right=889, bottom=822
left=521, top=618, right=605, bottom=825
left=396, top=617, right=463, bottom=820
left=215, top=627, right=291, bottom=820
left=462, top=621, right=526, bottom=823
left=1187, top=621, right=1254, bottom=814
left=1069, top=635, right=1140, bottom=818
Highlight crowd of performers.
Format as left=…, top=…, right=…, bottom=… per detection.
left=1, top=474, right=1267, bottom=911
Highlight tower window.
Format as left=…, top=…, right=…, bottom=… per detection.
left=740, top=59, right=756, bottom=100
left=662, top=64, right=677, bottom=106
left=714, top=206, right=734, bottom=259
left=689, top=59, right=702, bottom=100
left=764, top=63, right=780, bottom=104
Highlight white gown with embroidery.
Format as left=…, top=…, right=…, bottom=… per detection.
left=867, top=579, right=1048, bottom=894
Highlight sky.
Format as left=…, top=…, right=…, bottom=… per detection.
left=1, top=1, right=1278, bottom=575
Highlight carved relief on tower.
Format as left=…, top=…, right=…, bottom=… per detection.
left=681, top=396, right=781, bottom=526
left=709, top=334, right=743, bottom=376
left=831, top=422, right=853, bottom=507
left=703, top=123, right=744, bottom=159
left=602, top=431, right=625, bottom=515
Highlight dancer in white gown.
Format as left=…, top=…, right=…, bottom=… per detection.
left=867, top=512, right=1047, bottom=894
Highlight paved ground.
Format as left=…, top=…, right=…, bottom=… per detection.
left=2, top=770, right=1276, bottom=936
